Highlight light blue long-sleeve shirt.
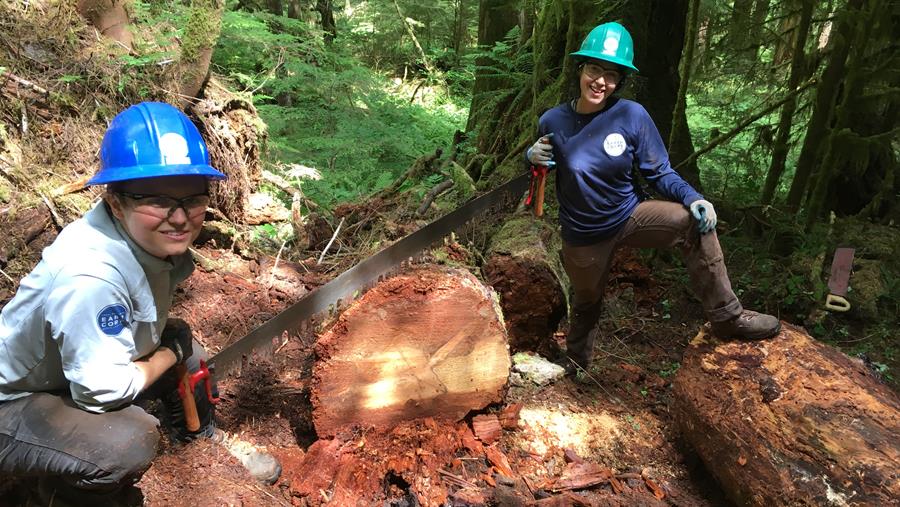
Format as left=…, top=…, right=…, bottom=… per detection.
left=0, top=202, right=193, bottom=412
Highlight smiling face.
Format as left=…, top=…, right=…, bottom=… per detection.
left=105, top=175, right=208, bottom=259
left=577, top=60, right=623, bottom=114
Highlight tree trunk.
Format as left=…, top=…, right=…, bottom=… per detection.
left=668, top=0, right=700, bottom=189
left=624, top=0, right=700, bottom=190
left=311, top=265, right=510, bottom=438
left=727, top=0, right=754, bottom=55
left=76, top=0, right=133, bottom=50
left=519, top=0, right=535, bottom=46
left=265, top=0, right=281, bottom=15
left=287, top=0, right=302, bottom=19
left=465, top=0, right=520, bottom=133
left=673, top=323, right=900, bottom=506
left=748, top=0, right=772, bottom=58
left=805, top=0, right=871, bottom=229
left=482, top=213, right=568, bottom=357
left=316, top=0, right=336, bottom=43
left=759, top=0, right=813, bottom=205
left=785, top=4, right=854, bottom=211
left=177, top=0, right=225, bottom=102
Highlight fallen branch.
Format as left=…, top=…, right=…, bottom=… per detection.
left=377, top=148, right=442, bottom=198
left=317, top=217, right=344, bottom=265
left=52, top=176, right=91, bottom=196
left=416, top=179, right=453, bottom=216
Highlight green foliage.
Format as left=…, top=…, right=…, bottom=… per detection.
left=213, top=9, right=466, bottom=209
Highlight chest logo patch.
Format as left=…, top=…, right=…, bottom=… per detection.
left=97, top=304, right=129, bottom=336
left=603, top=133, right=627, bottom=157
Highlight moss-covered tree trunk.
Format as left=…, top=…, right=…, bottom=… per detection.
left=482, top=213, right=568, bottom=357
left=784, top=5, right=852, bottom=211
left=465, top=0, right=520, bottom=137
left=805, top=0, right=879, bottom=229
left=177, top=0, right=224, bottom=103
left=759, top=0, right=813, bottom=205
left=668, top=0, right=701, bottom=191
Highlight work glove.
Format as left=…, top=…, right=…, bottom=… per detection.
left=526, top=133, right=555, bottom=167
left=689, top=199, right=717, bottom=234
left=160, top=318, right=194, bottom=363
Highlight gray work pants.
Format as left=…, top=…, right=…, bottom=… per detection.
left=0, top=340, right=214, bottom=493
left=561, top=200, right=743, bottom=365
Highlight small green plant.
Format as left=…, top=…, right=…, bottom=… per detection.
left=658, top=361, right=680, bottom=378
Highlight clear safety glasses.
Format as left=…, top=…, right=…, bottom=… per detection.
left=582, top=63, right=622, bottom=84
left=116, top=191, right=210, bottom=220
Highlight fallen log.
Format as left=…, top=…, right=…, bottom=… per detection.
left=482, top=214, right=568, bottom=356
left=673, top=322, right=900, bottom=506
left=311, top=265, right=510, bottom=437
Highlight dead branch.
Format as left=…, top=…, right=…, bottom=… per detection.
left=377, top=148, right=442, bottom=198
left=416, top=179, right=454, bottom=216
left=52, top=176, right=91, bottom=196
left=317, top=217, right=345, bottom=265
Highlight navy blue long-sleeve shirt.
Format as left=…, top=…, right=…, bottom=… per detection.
left=537, top=97, right=703, bottom=245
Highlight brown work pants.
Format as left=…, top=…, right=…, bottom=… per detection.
left=561, top=200, right=743, bottom=366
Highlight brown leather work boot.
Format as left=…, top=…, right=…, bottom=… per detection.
left=710, top=310, right=781, bottom=341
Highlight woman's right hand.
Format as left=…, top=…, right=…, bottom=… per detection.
left=527, top=133, right=555, bottom=166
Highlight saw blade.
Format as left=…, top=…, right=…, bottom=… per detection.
left=209, top=173, right=531, bottom=376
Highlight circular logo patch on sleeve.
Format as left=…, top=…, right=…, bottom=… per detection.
left=603, top=133, right=627, bottom=157
left=97, top=304, right=129, bottom=336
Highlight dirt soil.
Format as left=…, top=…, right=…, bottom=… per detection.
left=0, top=208, right=729, bottom=506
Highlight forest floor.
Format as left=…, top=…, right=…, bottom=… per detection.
left=0, top=202, right=735, bottom=506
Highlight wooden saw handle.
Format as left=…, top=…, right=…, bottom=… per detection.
left=176, top=363, right=201, bottom=432
left=535, top=170, right=547, bottom=217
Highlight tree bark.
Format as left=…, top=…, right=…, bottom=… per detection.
left=482, top=213, right=568, bottom=356
left=624, top=1, right=701, bottom=190
left=177, top=0, right=225, bottom=102
left=668, top=0, right=700, bottom=189
left=316, top=0, right=336, bottom=43
left=465, top=0, right=520, bottom=133
left=759, top=0, right=813, bottom=205
left=311, top=265, right=510, bottom=437
left=265, top=0, right=281, bottom=15
left=519, top=0, right=535, bottom=46
left=804, top=0, right=871, bottom=229
left=673, top=323, right=900, bottom=506
left=76, top=0, right=133, bottom=50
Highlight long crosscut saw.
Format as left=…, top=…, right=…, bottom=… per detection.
left=207, top=173, right=531, bottom=377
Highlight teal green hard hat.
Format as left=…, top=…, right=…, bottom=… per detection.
left=570, top=22, right=639, bottom=73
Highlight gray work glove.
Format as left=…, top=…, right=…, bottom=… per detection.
left=160, top=318, right=194, bottom=363
left=526, top=133, right=555, bottom=167
left=689, top=199, right=717, bottom=234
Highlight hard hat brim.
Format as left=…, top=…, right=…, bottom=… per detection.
left=86, top=164, right=227, bottom=186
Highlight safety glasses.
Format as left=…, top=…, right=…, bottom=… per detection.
left=582, top=63, right=622, bottom=83
left=116, top=191, right=210, bottom=220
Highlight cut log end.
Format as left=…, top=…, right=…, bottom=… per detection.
left=312, top=266, right=510, bottom=437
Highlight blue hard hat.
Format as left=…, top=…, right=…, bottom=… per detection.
left=87, top=102, right=227, bottom=186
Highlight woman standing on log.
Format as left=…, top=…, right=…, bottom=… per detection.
left=526, top=22, right=781, bottom=376
left=0, top=102, right=278, bottom=505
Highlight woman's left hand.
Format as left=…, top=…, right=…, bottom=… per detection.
left=689, top=199, right=717, bottom=234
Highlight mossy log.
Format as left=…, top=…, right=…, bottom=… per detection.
left=672, top=323, right=900, bottom=506
left=311, top=265, right=510, bottom=438
left=482, top=214, right=568, bottom=356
